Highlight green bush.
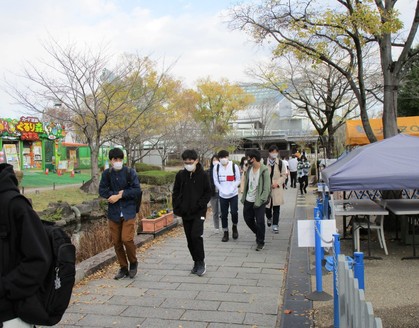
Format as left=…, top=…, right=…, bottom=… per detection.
left=138, top=170, right=176, bottom=185
left=166, top=159, right=183, bottom=166
left=135, top=162, right=161, bottom=172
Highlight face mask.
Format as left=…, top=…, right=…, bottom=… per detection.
left=213, top=161, right=220, bottom=166
left=220, top=158, right=229, bottom=165
left=270, top=153, right=278, bottom=159
left=113, top=161, right=123, bottom=171
left=184, top=163, right=196, bottom=172
left=248, top=159, right=254, bottom=166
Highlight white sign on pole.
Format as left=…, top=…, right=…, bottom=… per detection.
left=297, top=220, right=337, bottom=247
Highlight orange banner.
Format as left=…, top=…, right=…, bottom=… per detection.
left=345, top=116, right=419, bottom=145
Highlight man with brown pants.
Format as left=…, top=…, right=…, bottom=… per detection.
left=99, top=148, right=142, bottom=279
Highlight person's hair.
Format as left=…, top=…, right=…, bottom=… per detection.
left=109, top=148, right=124, bottom=160
left=301, top=155, right=307, bottom=161
left=181, top=149, right=198, bottom=161
left=268, top=145, right=279, bottom=152
left=245, top=149, right=261, bottom=162
left=239, top=156, right=247, bottom=167
left=217, top=150, right=229, bottom=158
left=210, top=154, right=219, bottom=169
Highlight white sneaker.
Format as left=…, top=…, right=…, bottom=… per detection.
left=214, top=228, right=220, bottom=234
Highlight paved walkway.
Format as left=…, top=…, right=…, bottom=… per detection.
left=58, top=187, right=307, bottom=328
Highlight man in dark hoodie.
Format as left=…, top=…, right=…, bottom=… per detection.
left=0, top=163, right=51, bottom=327
left=172, top=150, right=211, bottom=276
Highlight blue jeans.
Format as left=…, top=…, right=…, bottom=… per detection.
left=219, top=195, right=238, bottom=231
left=243, top=200, right=266, bottom=245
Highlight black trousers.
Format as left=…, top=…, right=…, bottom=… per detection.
left=182, top=216, right=205, bottom=262
left=265, top=202, right=281, bottom=226
left=243, top=200, right=266, bottom=246
left=290, top=171, right=297, bottom=187
left=300, top=175, right=308, bottom=193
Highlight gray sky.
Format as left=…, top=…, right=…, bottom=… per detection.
left=0, top=0, right=417, bottom=119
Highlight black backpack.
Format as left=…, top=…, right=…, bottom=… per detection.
left=0, top=192, right=76, bottom=326
left=106, top=166, right=142, bottom=213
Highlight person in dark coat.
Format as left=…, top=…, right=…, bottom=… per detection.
left=99, top=148, right=142, bottom=280
left=172, top=149, right=211, bottom=276
left=0, top=163, right=51, bottom=327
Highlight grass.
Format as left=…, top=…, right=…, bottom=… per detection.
left=27, top=186, right=99, bottom=211
left=20, top=170, right=92, bottom=188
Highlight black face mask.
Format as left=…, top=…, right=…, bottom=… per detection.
left=248, top=159, right=255, bottom=166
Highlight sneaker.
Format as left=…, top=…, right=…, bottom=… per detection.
left=232, top=225, right=239, bottom=239
left=256, top=244, right=264, bottom=251
left=214, top=228, right=220, bottom=234
left=129, top=262, right=138, bottom=279
left=191, top=261, right=198, bottom=274
left=114, top=267, right=129, bottom=280
left=273, top=225, right=279, bottom=234
left=222, top=231, right=229, bottom=242
left=267, top=218, right=272, bottom=227
left=196, top=261, right=206, bottom=276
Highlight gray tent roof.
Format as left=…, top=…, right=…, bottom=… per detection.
left=322, top=134, right=419, bottom=191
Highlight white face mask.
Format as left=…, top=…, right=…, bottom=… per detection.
left=220, top=158, right=229, bottom=165
left=270, top=153, right=278, bottom=159
left=113, top=161, right=123, bottom=171
left=184, top=163, right=196, bottom=172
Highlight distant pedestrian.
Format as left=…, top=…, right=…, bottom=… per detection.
left=282, top=156, right=290, bottom=189
left=297, top=156, right=311, bottom=194
left=213, top=150, right=241, bottom=242
left=0, top=163, right=51, bottom=327
left=265, top=145, right=287, bottom=234
left=99, top=148, right=142, bottom=280
left=207, top=154, right=221, bottom=233
left=288, top=154, right=298, bottom=188
left=241, top=149, right=271, bottom=251
left=173, top=150, right=211, bottom=276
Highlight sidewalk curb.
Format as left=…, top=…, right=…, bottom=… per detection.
left=74, top=219, right=180, bottom=284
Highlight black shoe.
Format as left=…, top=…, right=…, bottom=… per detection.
left=114, top=267, right=129, bottom=280
left=267, top=218, right=272, bottom=227
left=196, top=261, right=206, bottom=276
left=191, top=261, right=198, bottom=274
left=256, top=244, right=264, bottom=251
left=304, top=188, right=307, bottom=194
left=232, top=225, right=239, bottom=239
left=222, top=231, right=229, bottom=242
left=129, top=262, right=138, bottom=279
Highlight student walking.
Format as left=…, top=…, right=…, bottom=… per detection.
left=173, top=150, right=211, bottom=276
left=288, top=154, right=298, bottom=188
left=265, top=145, right=288, bottom=233
left=207, top=154, right=221, bottom=233
left=99, top=148, right=142, bottom=280
left=241, top=149, right=271, bottom=251
left=213, top=150, right=241, bottom=242
left=297, top=156, right=311, bottom=194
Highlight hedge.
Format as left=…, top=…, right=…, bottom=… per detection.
left=135, top=162, right=161, bottom=172
left=138, top=170, right=177, bottom=185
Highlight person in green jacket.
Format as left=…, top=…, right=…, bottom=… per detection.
left=241, top=149, right=271, bottom=251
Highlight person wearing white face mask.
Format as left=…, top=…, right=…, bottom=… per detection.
left=173, top=150, right=211, bottom=276
left=265, top=145, right=287, bottom=233
left=213, top=150, right=241, bottom=242
left=99, top=148, right=142, bottom=280
left=206, top=154, right=221, bottom=233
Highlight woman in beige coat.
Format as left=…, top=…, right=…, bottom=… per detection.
left=265, top=145, right=288, bottom=233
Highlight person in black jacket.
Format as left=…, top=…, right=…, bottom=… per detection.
left=0, top=163, right=51, bottom=327
left=172, top=150, right=211, bottom=276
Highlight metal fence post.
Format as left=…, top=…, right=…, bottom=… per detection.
left=333, top=234, right=341, bottom=328
left=354, top=252, right=365, bottom=291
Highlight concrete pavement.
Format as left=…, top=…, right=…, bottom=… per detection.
left=57, top=186, right=311, bottom=328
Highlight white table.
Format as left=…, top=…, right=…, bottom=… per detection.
left=384, top=199, right=419, bottom=260
left=331, top=199, right=389, bottom=259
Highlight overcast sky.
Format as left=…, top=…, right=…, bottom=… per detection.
left=0, top=0, right=417, bottom=119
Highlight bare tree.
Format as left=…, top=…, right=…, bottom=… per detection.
left=7, top=39, right=159, bottom=192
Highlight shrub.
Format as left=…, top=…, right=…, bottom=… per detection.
left=138, top=170, right=176, bottom=185
left=166, top=159, right=183, bottom=167
left=134, top=162, right=161, bottom=172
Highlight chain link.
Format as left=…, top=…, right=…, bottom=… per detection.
left=314, top=221, right=333, bottom=244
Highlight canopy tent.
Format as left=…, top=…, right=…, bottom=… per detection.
left=322, top=134, right=419, bottom=191
left=345, top=116, right=419, bottom=146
